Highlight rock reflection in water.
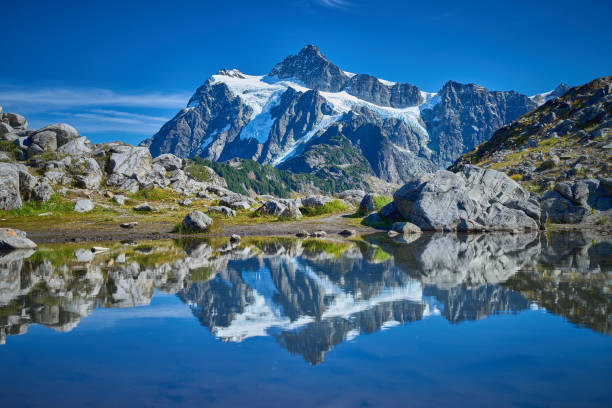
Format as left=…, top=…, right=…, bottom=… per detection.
left=1, top=231, right=610, bottom=364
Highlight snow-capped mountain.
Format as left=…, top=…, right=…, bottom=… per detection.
left=143, top=45, right=537, bottom=185
left=530, top=83, right=570, bottom=106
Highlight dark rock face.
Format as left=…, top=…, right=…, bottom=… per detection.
left=279, top=106, right=437, bottom=185
left=261, top=88, right=334, bottom=163
left=145, top=80, right=253, bottom=160
left=343, top=74, right=422, bottom=108
left=268, top=44, right=349, bottom=92
left=422, top=81, right=537, bottom=167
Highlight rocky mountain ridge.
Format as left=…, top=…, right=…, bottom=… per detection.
left=143, top=45, right=540, bottom=188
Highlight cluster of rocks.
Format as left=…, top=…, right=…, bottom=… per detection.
left=366, top=164, right=612, bottom=231
left=0, top=107, right=228, bottom=211
left=541, top=178, right=612, bottom=224
left=367, top=165, right=542, bottom=232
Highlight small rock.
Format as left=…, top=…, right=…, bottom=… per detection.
left=38, top=212, right=52, bottom=217
left=74, top=199, right=94, bottom=213
left=120, top=222, right=138, bottom=229
left=230, top=234, right=241, bottom=243
left=115, top=253, right=126, bottom=263
left=133, top=203, right=153, bottom=212
left=113, top=194, right=126, bottom=205
left=208, top=206, right=236, bottom=217
left=338, top=229, right=356, bottom=237
left=179, top=198, right=193, bottom=206
left=104, top=191, right=115, bottom=198
left=296, top=230, right=310, bottom=238
left=91, top=246, right=109, bottom=254
left=278, top=206, right=302, bottom=220
left=387, top=230, right=399, bottom=237
left=390, top=222, right=422, bottom=235
left=312, top=230, right=327, bottom=237
left=74, top=248, right=93, bottom=262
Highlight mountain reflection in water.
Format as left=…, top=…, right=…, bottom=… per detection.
left=0, top=231, right=610, bottom=365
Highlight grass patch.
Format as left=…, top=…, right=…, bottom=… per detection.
left=131, top=188, right=175, bottom=202
left=301, top=239, right=350, bottom=258
left=29, top=246, right=78, bottom=268
left=373, top=195, right=392, bottom=211
left=0, top=194, right=73, bottom=217
left=372, top=246, right=391, bottom=263
left=189, top=266, right=215, bottom=282
left=0, top=140, right=20, bottom=159
left=510, top=174, right=523, bottom=181
left=300, top=199, right=348, bottom=217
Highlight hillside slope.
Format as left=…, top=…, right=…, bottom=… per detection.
left=452, top=75, right=612, bottom=193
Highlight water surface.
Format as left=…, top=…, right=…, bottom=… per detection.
left=1, top=232, right=611, bottom=407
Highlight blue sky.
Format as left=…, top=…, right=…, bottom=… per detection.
left=1, top=0, right=611, bottom=145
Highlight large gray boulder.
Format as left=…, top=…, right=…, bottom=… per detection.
left=359, top=194, right=375, bottom=214
left=32, top=182, right=53, bottom=202
left=30, top=130, right=58, bottom=152
left=279, top=205, right=302, bottom=220
left=57, top=136, right=92, bottom=156
left=0, top=228, right=37, bottom=250
left=182, top=211, right=212, bottom=232
left=71, top=158, right=103, bottom=190
left=153, top=153, right=183, bottom=171
left=2, top=113, right=28, bottom=129
left=108, top=145, right=152, bottom=177
left=337, top=189, right=366, bottom=205
left=219, top=193, right=254, bottom=210
left=301, top=195, right=332, bottom=208
left=37, top=123, right=79, bottom=146
left=392, top=165, right=538, bottom=231
left=0, top=162, right=23, bottom=210
left=256, top=200, right=286, bottom=216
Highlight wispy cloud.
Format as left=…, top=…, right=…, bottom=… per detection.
left=311, top=0, right=353, bottom=10
left=0, top=86, right=190, bottom=112
left=0, top=86, right=189, bottom=141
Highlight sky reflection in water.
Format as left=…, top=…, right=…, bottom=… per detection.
left=0, top=231, right=611, bottom=407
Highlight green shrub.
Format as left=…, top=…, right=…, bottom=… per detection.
left=300, top=199, right=348, bottom=217
left=0, top=140, right=20, bottom=160
left=131, top=188, right=174, bottom=202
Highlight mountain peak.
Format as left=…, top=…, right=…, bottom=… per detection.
left=268, top=44, right=348, bottom=92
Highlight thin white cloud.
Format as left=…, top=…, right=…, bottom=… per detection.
left=312, top=0, right=353, bottom=10
left=0, top=86, right=189, bottom=138
left=0, top=86, right=190, bottom=112
left=51, top=109, right=170, bottom=134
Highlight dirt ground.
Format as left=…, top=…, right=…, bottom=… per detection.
left=4, top=213, right=378, bottom=244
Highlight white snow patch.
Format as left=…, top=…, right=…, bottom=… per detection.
left=211, top=71, right=436, bottom=153
left=378, top=78, right=397, bottom=86
left=343, top=71, right=356, bottom=78
left=273, top=114, right=343, bottom=165
left=201, top=124, right=230, bottom=149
